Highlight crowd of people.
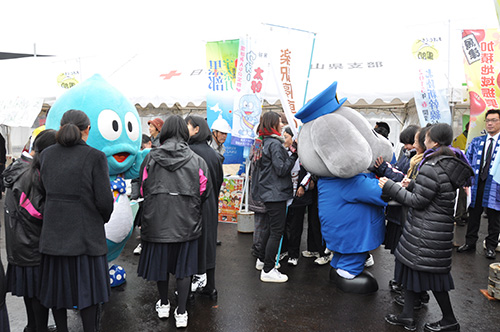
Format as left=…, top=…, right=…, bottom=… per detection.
left=0, top=106, right=497, bottom=332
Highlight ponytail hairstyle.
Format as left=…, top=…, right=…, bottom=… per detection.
left=56, top=109, right=90, bottom=147
left=23, top=129, right=57, bottom=203
left=425, top=123, right=455, bottom=160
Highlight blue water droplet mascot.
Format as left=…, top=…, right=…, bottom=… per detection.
left=46, top=74, right=150, bottom=284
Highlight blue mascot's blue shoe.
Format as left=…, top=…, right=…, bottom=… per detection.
left=329, top=267, right=378, bottom=294
left=109, top=264, right=126, bottom=287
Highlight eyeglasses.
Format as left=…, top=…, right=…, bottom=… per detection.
left=485, top=118, right=500, bottom=123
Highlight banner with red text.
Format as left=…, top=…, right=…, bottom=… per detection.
left=462, top=29, right=500, bottom=145
left=231, top=36, right=266, bottom=147
left=259, top=24, right=315, bottom=136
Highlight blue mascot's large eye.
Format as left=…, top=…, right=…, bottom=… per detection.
left=98, top=109, right=123, bottom=141
left=124, top=112, right=140, bottom=141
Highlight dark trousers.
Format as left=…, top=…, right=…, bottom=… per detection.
left=466, top=179, right=500, bottom=249
left=455, top=187, right=468, bottom=220
left=285, top=198, right=324, bottom=259
left=286, top=206, right=307, bottom=259
left=305, top=199, right=327, bottom=257
left=260, top=201, right=287, bottom=273
left=252, top=212, right=269, bottom=258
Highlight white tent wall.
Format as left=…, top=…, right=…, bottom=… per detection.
left=4, top=98, right=470, bottom=161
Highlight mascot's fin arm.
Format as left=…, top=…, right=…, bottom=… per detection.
left=123, top=149, right=151, bottom=179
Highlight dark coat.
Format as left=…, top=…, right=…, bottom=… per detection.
left=253, top=136, right=297, bottom=203
left=374, top=149, right=416, bottom=182
left=189, top=141, right=224, bottom=271
left=382, top=154, right=473, bottom=273
left=3, top=154, right=45, bottom=266
left=140, top=138, right=211, bottom=243
left=39, top=140, right=114, bottom=256
left=289, top=164, right=314, bottom=207
left=0, top=257, right=5, bottom=308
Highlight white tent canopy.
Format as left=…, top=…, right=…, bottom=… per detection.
left=1, top=1, right=498, bottom=116
left=0, top=0, right=497, bottom=158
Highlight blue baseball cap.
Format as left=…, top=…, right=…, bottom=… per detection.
left=295, top=81, right=347, bottom=123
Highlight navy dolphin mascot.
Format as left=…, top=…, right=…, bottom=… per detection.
left=295, top=82, right=393, bottom=294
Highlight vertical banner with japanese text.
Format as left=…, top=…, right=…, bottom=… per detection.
left=231, top=36, right=265, bottom=147
left=411, top=27, right=451, bottom=126
left=260, top=25, right=315, bottom=136
left=206, top=39, right=244, bottom=164
left=462, top=28, right=500, bottom=182
left=462, top=29, right=500, bottom=146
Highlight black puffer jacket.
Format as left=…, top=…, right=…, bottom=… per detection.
left=382, top=154, right=473, bottom=273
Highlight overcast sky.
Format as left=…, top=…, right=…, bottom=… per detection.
left=1, top=0, right=498, bottom=59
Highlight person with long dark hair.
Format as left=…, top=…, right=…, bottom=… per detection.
left=137, top=115, right=210, bottom=328
left=379, top=123, right=473, bottom=332
left=389, top=125, right=432, bottom=306
left=38, top=110, right=114, bottom=332
left=252, top=111, right=298, bottom=283
left=3, top=129, right=57, bottom=332
left=185, top=115, right=224, bottom=300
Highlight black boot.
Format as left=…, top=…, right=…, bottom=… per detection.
left=196, top=287, right=218, bottom=300
left=329, top=268, right=379, bottom=294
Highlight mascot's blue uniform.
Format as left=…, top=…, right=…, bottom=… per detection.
left=318, top=174, right=386, bottom=276
left=46, top=74, right=150, bottom=282
left=295, top=82, right=393, bottom=294
left=318, top=174, right=386, bottom=253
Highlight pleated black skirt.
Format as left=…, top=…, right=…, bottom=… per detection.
left=6, top=264, right=40, bottom=298
left=137, top=239, right=198, bottom=281
left=38, top=254, right=110, bottom=310
left=395, top=259, right=454, bottom=293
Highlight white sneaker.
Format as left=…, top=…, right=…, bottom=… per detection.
left=174, top=307, right=188, bottom=328
left=302, top=250, right=320, bottom=258
left=191, top=273, right=207, bottom=292
left=133, top=243, right=142, bottom=255
left=365, top=254, right=375, bottom=267
left=276, top=251, right=288, bottom=261
left=260, top=268, right=288, bottom=283
left=155, top=299, right=170, bottom=319
left=288, top=257, right=298, bottom=266
left=314, top=253, right=333, bottom=265
left=255, top=258, right=264, bottom=271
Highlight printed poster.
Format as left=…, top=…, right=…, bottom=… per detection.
left=231, top=36, right=266, bottom=147
left=206, top=39, right=244, bottom=164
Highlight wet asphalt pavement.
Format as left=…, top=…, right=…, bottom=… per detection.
left=2, top=199, right=500, bottom=331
